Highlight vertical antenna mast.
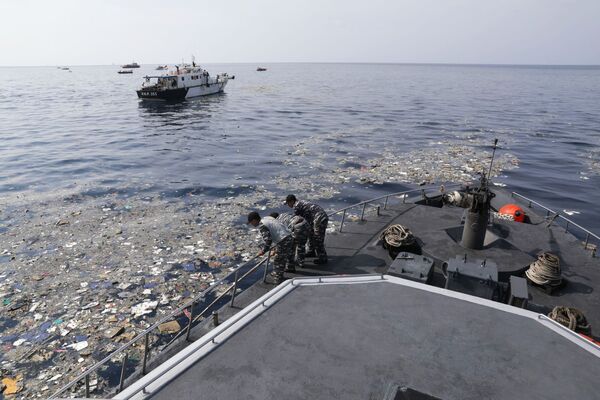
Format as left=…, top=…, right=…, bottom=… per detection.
left=487, top=138, right=499, bottom=181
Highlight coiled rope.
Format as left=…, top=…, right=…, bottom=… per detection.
left=379, top=224, right=415, bottom=248
left=548, top=306, right=591, bottom=335
left=525, top=252, right=562, bottom=288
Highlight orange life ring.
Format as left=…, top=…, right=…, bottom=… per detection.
left=498, top=204, right=525, bottom=222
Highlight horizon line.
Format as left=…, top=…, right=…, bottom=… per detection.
left=1, top=61, right=600, bottom=68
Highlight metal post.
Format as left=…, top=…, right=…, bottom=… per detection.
left=142, top=333, right=150, bottom=375
left=262, top=252, right=271, bottom=283
left=528, top=200, right=532, bottom=208
left=185, top=303, right=195, bottom=342
left=212, top=311, right=220, bottom=326
left=383, top=196, right=389, bottom=210
left=360, top=203, right=367, bottom=221
left=85, top=375, right=90, bottom=398
left=118, top=352, right=128, bottom=393
left=339, top=209, right=346, bottom=232
left=402, top=194, right=406, bottom=204
left=230, top=270, right=239, bottom=307
left=584, top=233, right=590, bottom=249
left=421, top=189, right=425, bottom=199
left=565, top=221, right=570, bottom=233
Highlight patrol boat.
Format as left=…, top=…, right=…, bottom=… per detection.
left=136, top=63, right=232, bottom=101
left=51, top=141, right=600, bottom=399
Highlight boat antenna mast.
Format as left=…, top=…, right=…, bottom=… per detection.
left=485, top=138, right=499, bottom=186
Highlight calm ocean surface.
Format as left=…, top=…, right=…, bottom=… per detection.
left=1, top=63, right=599, bottom=230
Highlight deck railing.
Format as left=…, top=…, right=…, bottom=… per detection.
left=511, top=192, right=598, bottom=257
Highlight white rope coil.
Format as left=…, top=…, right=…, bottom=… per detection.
left=525, top=252, right=562, bottom=287
left=548, top=306, right=591, bottom=334
left=379, top=224, right=415, bottom=248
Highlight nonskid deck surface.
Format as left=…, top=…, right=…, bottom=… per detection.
left=131, top=280, right=600, bottom=400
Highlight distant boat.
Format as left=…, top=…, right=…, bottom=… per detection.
left=156, top=65, right=168, bottom=70
left=118, top=69, right=133, bottom=74
left=137, top=62, right=232, bottom=101
left=256, top=67, right=267, bottom=71
left=121, top=62, right=140, bottom=68
left=60, top=67, right=70, bottom=71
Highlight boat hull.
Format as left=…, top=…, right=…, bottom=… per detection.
left=137, top=81, right=227, bottom=101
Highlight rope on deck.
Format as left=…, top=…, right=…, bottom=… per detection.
left=379, top=224, right=415, bottom=248
left=525, top=252, right=562, bottom=288
left=548, top=306, right=592, bottom=335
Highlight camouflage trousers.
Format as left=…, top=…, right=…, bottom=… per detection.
left=292, top=221, right=310, bottom=267
left=308, top=212, right=328, bottom=260
left=273, top=236, right=295, bottom=275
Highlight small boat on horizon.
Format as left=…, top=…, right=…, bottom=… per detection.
left=256, top=67, right=267, bottom=71
left=121, top=62, right=140, bottom=68
left=156, top=65, right=168, bottom=70
left=118, top=69, right=133, bottom=74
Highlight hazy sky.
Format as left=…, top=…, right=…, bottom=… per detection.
left=1, top=0, right=599, bottom=66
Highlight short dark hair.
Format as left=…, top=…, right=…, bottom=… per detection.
left=270, top=212, right=279, bottom=218
left=285, top=194, right=296, bottom=203
left=247, top=211, right=261, bottom=223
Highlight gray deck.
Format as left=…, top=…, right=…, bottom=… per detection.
left=132, top=279, right=600, bottom=400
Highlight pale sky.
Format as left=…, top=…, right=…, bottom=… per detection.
left=1, top=0, right=599, bottom=66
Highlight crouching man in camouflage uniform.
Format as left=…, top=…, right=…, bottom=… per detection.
left=270, top=212, right=310, bottom=268
left=285, top=194, right=329, bottom=264
left=247, top=211, right=294, bottom=284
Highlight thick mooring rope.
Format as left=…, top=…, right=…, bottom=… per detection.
left=525, top=252, right=562, bottom=287
left=548, top=306, right=592, bottom=334
left=379, top=224, right=415, bottom=248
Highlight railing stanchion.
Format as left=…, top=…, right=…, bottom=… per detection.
left=528, top=200, right=532, bottom=208
left=339, top=209, right=346, bottom=232
left=403, top=194, right=406, bottom=204
left=185, top=303, right=195, bottom=342
left=213, top=311, right=220, bottom=326
left=84, top=375, right=90, bottom=398
left=118, top=352, right=128, bottom=393
left=565, top=221, right=570, bottom=233
left=360, top=203, right=367, bottom=221
left=376, top=205, right=380, bottom=216
left=383, top=196, right=389, bottom=210
left=230, top=270, right=239, bottom=307
left=584, top=233, right=590, bottom=249
left=263, top=252, right=271, bottom=283
left=142, top=333, right=150, bottom=375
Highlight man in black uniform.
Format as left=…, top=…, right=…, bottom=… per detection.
left=285, top=194, right=328, bottom=264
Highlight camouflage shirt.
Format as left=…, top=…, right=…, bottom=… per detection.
left=293, top=200, right=325, bottom=224
left=276, top=212, right=306, bottom=230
